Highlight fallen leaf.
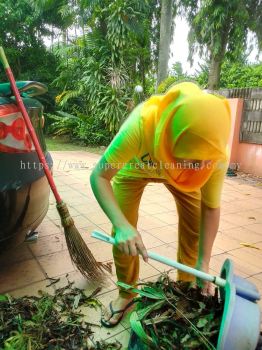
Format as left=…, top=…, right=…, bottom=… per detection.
left=73, top=294, right=81, bottom=309
left=85, top=298, right=102, bottom=309
left=181, top=334, right=190, bottom=343
left=0, top=295, right=8, bottom=302
left=240, top=242, right=260, bottom=250
left=197, top=317, right=208, bottom=328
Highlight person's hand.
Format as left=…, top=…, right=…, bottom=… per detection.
left=114, top=225, right=148, bottom=262
left=195, top=261, right=215, bottom=296
left=196, top=279, right=215, bottom=296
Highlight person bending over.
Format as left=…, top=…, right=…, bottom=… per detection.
left=90, top=82, right=231, bottom=327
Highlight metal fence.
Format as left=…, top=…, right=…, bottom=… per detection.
left=218, top=88, right=262, bottom=145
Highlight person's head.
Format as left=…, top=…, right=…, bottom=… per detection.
left=155, top=82, right=231, bottom=167
left=141, top=82, right=231, bottom=190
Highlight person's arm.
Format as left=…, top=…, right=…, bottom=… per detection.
left=90, top=156, right=129, bottom=229
left=90, top=156, right=148, bottom=261
left=196, top=160, right=228, bottom=293
left=196, top=202, right=220, bottom=273
left=90, top=104, right=148, bottom=261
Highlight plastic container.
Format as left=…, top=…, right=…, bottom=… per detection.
left=128, top=259, right=261, bottom=350
left=217, top=259, right=260, bottom=350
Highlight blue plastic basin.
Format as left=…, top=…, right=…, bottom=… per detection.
left=217, top=259, right=261, bottom=350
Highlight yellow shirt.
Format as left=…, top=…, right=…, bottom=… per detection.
left=104, top=104, right=228, bottom=208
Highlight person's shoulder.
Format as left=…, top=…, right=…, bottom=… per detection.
left=120, top=103, right=144, bottom=128
left=129, top=102, right=144, bottom=118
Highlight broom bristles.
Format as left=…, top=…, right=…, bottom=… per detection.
left=56, top=201, right=110, bottom=284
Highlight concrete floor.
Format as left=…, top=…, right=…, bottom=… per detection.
left=1, top=150, right=262, bottom=347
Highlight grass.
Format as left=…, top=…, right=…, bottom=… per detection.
left=45, top=136, right=104, bottom=154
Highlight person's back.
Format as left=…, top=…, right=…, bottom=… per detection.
left=90, top=82, right=231, bottom=327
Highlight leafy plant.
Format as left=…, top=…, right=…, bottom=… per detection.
left=181, top=0, right=262, bottom=89
left=46, top=112, right=80, bottom=138
left=45, top=111, right=113, bottom=146
left=76, top=114, right=113, bottom=146
left=122, top=273, right=223, bottom=350
left=51, top=0, right=161, bottom=135
left=196, top=61, right=262, bottom=88
left=157, top=76, right=178, bottom=93
left=0, top=281, right=120, bottom=350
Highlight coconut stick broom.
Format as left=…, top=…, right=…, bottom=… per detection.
left=0, top=46, right=108, bottom=283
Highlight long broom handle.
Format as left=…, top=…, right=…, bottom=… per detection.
left=91, top=231, right=226, bottom=286
left=0, top=47, right=62, bottom=204
left=91, top=231, right=261, bottom=301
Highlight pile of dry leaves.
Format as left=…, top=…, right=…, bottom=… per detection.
left=124, top=273, right=223, bottom=350
left=0, top=280, right=121, bottom=350
left=0, top=273, right=226, bottom=350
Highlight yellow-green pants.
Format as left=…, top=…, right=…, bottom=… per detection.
left=112, top=176, right=201, bottom=299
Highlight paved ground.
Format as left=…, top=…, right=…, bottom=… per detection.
left=1, top=150, right=262, bottom=347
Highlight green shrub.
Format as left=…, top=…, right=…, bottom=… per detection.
left=220, top=62, right=262, bottom=88
left=76, top=115, right=113, bottom=146
left=45, top=112, right=80, bottom=138
left=196, top=61, right=262, bottom=88
left=157, top=76, right=178, bottom=93
left=45, top=111, right=112, bottom=147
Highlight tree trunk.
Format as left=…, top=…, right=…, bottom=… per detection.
left=140, top=56, right=146, bottom=93
left=75, top=24, right=77, bottom=39
left=16, top=57, right=21, bottom=79
left=156, top=0, right=173, bottom=89
left=99, top=18, right=107, bottom=38
left=208, top=23, right=230, bottom=90
left=81, top=23, right=86, bottom=47
left=208, top=54, right=223, bottom=90
left=51, top=25, right=54, bottom=51
left=62, top=30, right=67, bottom=45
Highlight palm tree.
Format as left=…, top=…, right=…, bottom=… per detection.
left=157, top=0, right=175, bottom=87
